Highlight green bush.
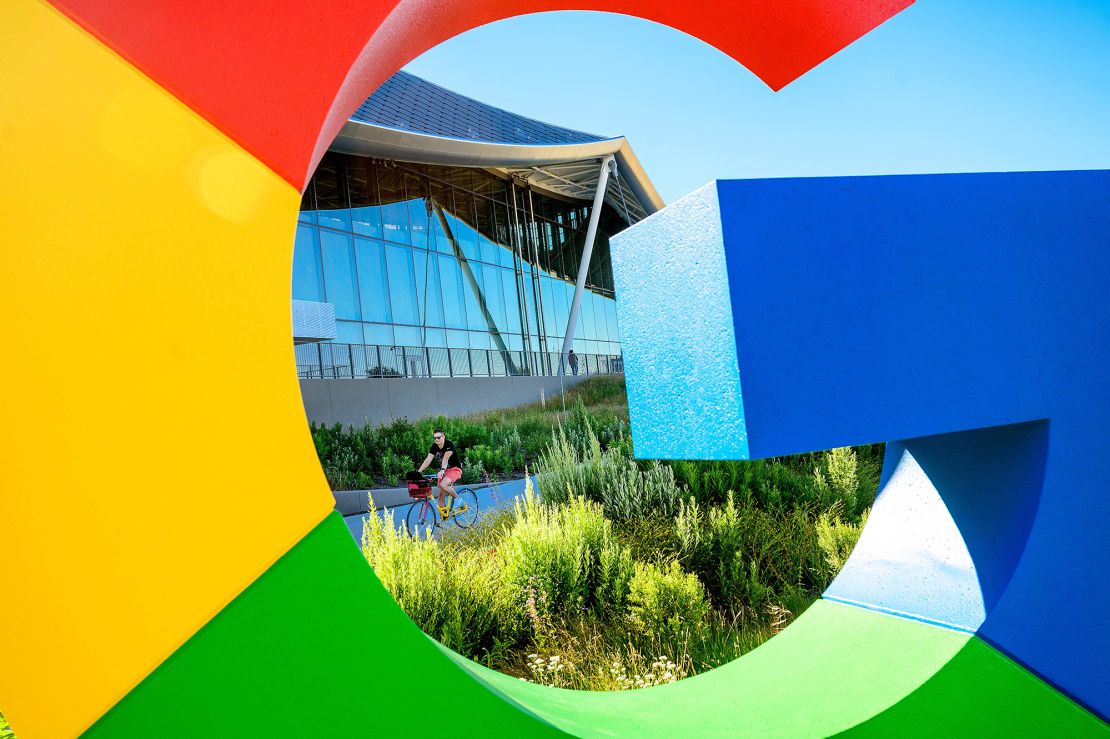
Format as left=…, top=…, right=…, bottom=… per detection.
left=668, top=446, right=883, bottom=518
left=816, top=507, right=870, bottom=585
left=322, top=447, right=359, bottom=490
left=460, top=457, right=485, bottom=485
left=468, top=443, right=512, bottom=474
left=380, top=449, right=410, bottom=486
left=498, top=489, right=634, bottom=630
left=627, top=560, right=710, bottom=641
left=536, top=424, right=682, bottom=521
left=361, top=508, right=518, bottom=662
left=675, top=493, right=822, bottom=618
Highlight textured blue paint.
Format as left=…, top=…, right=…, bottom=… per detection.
left=610, top=183, right=748, bottom=460
left=617, top=170, right=1110, bottom=718
left=824, top=443, right=985, bottom=632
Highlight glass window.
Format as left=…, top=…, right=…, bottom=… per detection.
left=334, top=321, right=362, bottom=344
left=575, top=292, right=589, bottom=342
left=405, top=173, right=430, bottom=249
left=452, top=190, right=480, bottom=262
left=364, top=323, right=394, bottom=346
left=313, top=155, right=351, bottom=231
left=299, top=186, right=316, bottom=213
left=594, top=294, right=609, bottom=342
left=422, top=328, right=447, bottom=347
left=291, top=224, right=323, bottom=302
left=298, top=186, right=318, bottom=225
left=550, top=278, right=568, bottom=341
left=439, top=254, right=468, bottom=329
left=540, top=274, right=558, bottom=339
left=463, top=260, right=486, bottom=332
left=394, top=325, right=423, bottom=346
left=377, top=166, right=409, bottom=244
left=319, top=231, right=359, bottom=320
left=413, top=249, right=444, bottom=329
left=446, top=329, right=470, bottom=348
left=475, top=197, right=500, bottom=265
left=470, top=331, right=492, bottom=350
left=501, top=268, right=522, bottom=335
left=596, top=293, right=608, bottom=341
left=354, top=237, right=391, bottom=324
left=483, top=267, right=506, bottom=332
left=522, top=272, right=539, bottom=338
left=385, top=244, right=419, bottom=325
left=428, top=179, right=452, bottom=254
left=607, top=298, right=620, bottom=342
left=348, top=159, right=383, bottom=239
left=492, top=200, right=515, bottom=268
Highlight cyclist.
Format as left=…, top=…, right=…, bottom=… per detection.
left=417, top=429, right=466, bottom=520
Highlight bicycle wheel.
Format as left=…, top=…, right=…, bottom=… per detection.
left=450, top=488, right=479, bottom=529
left=405, top=499, right=437, bottom=536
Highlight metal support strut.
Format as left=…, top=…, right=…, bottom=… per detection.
left=561, top=154, right=615, bottom=370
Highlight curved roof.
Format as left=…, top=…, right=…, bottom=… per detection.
left=333, top=71, right=664, bottom=221
left=353, top=71, right=607, bottom=147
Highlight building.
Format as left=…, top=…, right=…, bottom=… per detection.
left=292, top=71, right=662, bottom=389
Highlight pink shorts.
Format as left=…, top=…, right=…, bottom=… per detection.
left=438, top=467, right=462, bottom=484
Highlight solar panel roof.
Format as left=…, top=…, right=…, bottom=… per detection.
left=351, top=70, right=608, bottom=147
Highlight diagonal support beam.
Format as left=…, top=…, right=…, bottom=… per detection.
left=430, top=200, right=517, bottom=374
left=560, top=154, right=615, bottom=367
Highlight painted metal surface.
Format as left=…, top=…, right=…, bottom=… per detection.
left=612, top=183, right=749, bottom=460
left=8, top=0, right=1107, bottom=735
left=44, top=0, right=912, bottom=187
left=612, top=170, right=1110, bottom=720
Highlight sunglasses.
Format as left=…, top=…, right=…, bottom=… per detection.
left=433, top=435, right=444, bottom=440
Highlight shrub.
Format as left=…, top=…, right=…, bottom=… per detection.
left=361, top=508, right=518, bottom=662
left=460, top=457, right=485, bottom=485
left=816, top=507, right=870, bottom=585
left=468, top=443, right=512, bottom=474
left=322, top=447, right=359, bottom=490
left=537, top=424, right=682, bottom=520
left=627, top=561, right=710, bottom=641
left=811, top=447, right=861, bottom=515
left=675, top=493, right=822, bottom=618
left=380, top=449, right=410, bottom=486
left=599, top=460, right=684, bottom=521
left=498, top=486, right=634, bottom=631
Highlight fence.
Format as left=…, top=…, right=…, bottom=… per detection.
left=295, top=342, right=623, bottom=380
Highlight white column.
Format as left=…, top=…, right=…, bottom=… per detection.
left=561, top=154, right=615, bottom=368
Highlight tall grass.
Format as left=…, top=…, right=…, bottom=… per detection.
left=536, top=424, right=682, bottom=520
left=499, top=486, right=634, bottom=630
left=361, top=509, right=518, bottom=664
left=353, top=376, right=883, bottom=691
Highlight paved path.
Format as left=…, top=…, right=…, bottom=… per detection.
left=340, top=476, right=535, bottom=541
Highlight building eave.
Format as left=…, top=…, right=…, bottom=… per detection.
left=331, top=120, right=665, bottom=219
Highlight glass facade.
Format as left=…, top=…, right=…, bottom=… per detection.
left=293, top=152, right=626, bottom=360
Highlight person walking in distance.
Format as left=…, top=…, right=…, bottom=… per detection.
left=568, top=349, right=579, bottom=376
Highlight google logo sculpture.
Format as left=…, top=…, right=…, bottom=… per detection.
left=1, top=0, right=1107, bottom=736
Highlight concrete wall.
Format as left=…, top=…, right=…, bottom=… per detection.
left=300, top=374, right=608, bottom=428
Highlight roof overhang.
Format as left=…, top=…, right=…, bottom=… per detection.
left=331, top=120, right=665, bottom=222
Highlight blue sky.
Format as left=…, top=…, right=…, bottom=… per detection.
left=404, top=1, right=1110, bottom=204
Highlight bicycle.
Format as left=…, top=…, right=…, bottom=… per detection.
left=405, top=473, right=479, bottom=535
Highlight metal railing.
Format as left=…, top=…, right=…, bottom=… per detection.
left=295, top=342, right=623, bottom=380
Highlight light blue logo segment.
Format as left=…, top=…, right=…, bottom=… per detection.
left=610, top=183, right=748, bottom=460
